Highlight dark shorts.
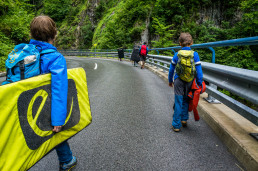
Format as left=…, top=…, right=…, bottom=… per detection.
left=174, top=78, right=193, bottom=96
left=139, top=55, right=146, bottom=61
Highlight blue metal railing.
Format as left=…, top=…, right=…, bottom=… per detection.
left=149, top=36, right=258, bottom=63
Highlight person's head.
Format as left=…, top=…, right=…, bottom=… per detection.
left=143, top=42, right=147, bottom=45
left=179, top=33, right=193, bottom=47
left=30, top=15, right=57, bottom=43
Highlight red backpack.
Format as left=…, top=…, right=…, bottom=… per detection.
left=140, top=45, right=147, bottom=56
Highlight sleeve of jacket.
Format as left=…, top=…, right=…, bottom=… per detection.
left=168, top=53, right=178, bottom=83
left=147, top=47, right=149, bottom=54
left=139, top=46, right=141, bottom=54
left=49, top=53, right=68, bottom=126
left=194, top=52, right=203, bottom=86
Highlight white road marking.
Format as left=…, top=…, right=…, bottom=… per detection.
left=94, top=63, right=98, bottom=70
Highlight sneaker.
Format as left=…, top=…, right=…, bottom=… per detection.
left=60, top=156, right=77, bottom=171
left=181, top=121, right=187, bottom=127
left=171, top=126, right=180, bottom=132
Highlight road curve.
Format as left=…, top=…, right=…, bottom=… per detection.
left=26, top=57, right=242, bottom=170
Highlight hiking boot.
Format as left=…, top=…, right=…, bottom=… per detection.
left=181, top=121, right=187, bottom=127
left=60, top=156, right=77, bottom=171
left=171, top=126, right=180, bottom=132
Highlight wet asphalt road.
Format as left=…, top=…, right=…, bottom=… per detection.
left=3, top=57, right=243, bottom=170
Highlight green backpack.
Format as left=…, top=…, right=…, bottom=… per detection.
left=175, top=50, right=196, bottom=82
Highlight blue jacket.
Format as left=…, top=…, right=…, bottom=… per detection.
left=168, top=47, right=203, bottom=85
left=30, top=39, right=68, bottom=126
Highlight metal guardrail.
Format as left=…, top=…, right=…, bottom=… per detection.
left=149, top=36, right=258, bottom=63
left=61, top=36, right=258, bottom=126
left=59, top=50, right=118, bottom=58
left=148, top=37, right=258, bottom=126
left=129, top=56, right=258, bottom=126
left=125, top=37, right=258, bottom=126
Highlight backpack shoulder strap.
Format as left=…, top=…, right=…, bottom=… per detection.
left=190, top=50, right=194, bottom=57
left=40, top=49, right=57, bottom=54
left=177, top=50, right=183, bottom=56
left=178, top=50, right=194, bottom=57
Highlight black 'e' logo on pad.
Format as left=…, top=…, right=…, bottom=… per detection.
left=18, top=79, right=80, bottom=150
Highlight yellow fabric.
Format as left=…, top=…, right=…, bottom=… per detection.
left=0, top=67, right=92, bottom=171
left=176, top=50, right=195, bottom=82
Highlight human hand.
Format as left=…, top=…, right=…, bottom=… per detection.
left=52, top=126, right=62, bottom=132
left=169, top=82, right=174, bottom=87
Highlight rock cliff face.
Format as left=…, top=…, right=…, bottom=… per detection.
left=57, top=0, right=245, bottom=49
left=141, top=11, right=151, bottom=44
left=73, top=0, right=100, bottom=49
left=74, top=10, right=87, bottom=49
left=198, top=1, right=242, bottom=26
left=86, top=0, right=101, bottom=26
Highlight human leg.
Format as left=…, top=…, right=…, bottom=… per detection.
left=172, top=95, right=183, bottom=129
left=142, top=56, right=146, bottom=68
left=56, top=141, right=77, bottom=170
left=181, top=96, right=189, bottom=127
left=139, top=55, right=143, bottom=69
left=181, top=80, right=194, bottom=124
left=142, top=61, right=145, bottom=69
left=172, top=78, right=185, bottom=130
left=56, top=141, right=73, bottom=163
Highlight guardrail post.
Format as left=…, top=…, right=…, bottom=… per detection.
left=156, top=50, right=159, bottom=55
left=208, top=47, right=215, bottom=63
left=205, top=47, right=220, bottom=104
left=204, top=84, right=221, bottom=103
left=171, top=49, right=176, bottom=55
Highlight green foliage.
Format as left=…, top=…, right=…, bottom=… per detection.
left=43, top=0, right=72, bottom=23
left=0, top=0, right=34, bottom=71
left=94, top=0, right=107, bottom=22
left=149, top=0, right=258, bottom=71
left=80, top=22, right=94, bottom=48
left=93, top=0, right=152, bottom=49
left=236, top=0, right=258, bottom=37
left=0, top=32, right=14, bottom=71
left=0, top=0, right=257, bottom=71
left=151, top=17, right=176, bottom=48
left=55, top=0, right=92, bottom=49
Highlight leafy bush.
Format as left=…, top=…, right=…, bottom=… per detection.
left=93, top=0, right=152, bottom=49
left=0, top=1, right=34, bottom=71
left=151, top=17, right=176, bottom=48
left=43, top=0, right=72, bottom=23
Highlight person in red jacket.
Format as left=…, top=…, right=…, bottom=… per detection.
left=139, top=42, right=148, bottom=69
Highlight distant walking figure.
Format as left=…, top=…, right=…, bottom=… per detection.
left=139, top=42, right=148, bottom=69
left=168, top=33, right=203, bottom=132
left=131, top=45, right=140, bottom=67
left=117, top=48, right=124, bottom=61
